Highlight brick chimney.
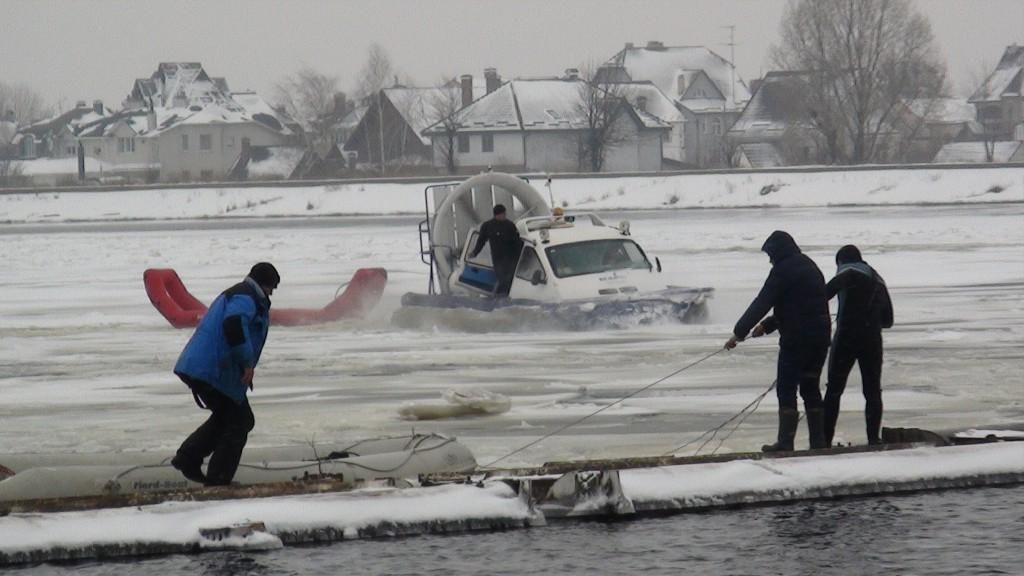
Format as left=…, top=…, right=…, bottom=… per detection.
left=460, top=74, right=474, bottom=107
left=92, top=99, right=104, bottom=115
left=625, top=42, right=634, bottom=49
left=484, top=68, right=500, bottom=94
left=646, top=40, right=665, bottom=51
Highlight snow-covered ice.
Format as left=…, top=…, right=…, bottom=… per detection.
left=0, top=175, right=1021, bottom=470
left=0, top=166, right=1021, bottom=224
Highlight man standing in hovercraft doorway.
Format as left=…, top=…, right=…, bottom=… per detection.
left=470, top=204, right=522, bottom=297
left=171, top=262, right=280, bottom=486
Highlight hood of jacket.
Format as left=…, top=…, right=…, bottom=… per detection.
left=761, top=230, right=801, bottom=265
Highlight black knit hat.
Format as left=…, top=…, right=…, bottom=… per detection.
left=493, top=204, right=507, bottom=216
left=249, top=262, right=280, bottom=289
left=836, top=245, right=863, bottom=265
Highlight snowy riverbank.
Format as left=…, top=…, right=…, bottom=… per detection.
left=1, top=166, right=1022, bottom=223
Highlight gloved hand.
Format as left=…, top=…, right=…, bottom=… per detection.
left=724, top=334, right=742, bottom=350
left=751, top=323, right=767, bottom=338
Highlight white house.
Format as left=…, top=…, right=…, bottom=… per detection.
left=596, top=42, right=750, bottom=168
left=422, top=77, right=669, bottom=173
left=77, top=62, right=295, bottom=182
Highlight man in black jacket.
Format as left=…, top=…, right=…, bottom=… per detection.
left=470, top=204, right=522, bottom=297
left=823, top=245, right=893, bottom=447
left=726, top=231, right=831, bottom=451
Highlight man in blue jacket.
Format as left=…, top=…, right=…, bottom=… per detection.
left=725, top=231, right=831, bottom=451
left=171, top=262, right=279, bottom=486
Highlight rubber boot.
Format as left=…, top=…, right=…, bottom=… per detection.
left=823, top=395, right=841, bottom=448
left=865, top=402, right=883, bottom=446
left=762, top=408, right=800, bottom=452
left=806, top=407, right=827, bottom=450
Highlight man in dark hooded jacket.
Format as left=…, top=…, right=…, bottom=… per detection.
left=171, top=262, right=279, bottom=486
left=470, top=204, right=522, bottom=297
left=823, top=245, right=893, bottom=447
left=726, top=231, right=831, bottom=451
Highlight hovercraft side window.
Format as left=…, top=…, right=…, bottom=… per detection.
left=515, top=247, right=545, bottom=282
left=545, top=240, right=650, bottom=279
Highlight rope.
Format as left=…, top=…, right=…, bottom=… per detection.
left=662, top=379, right=777, bottom=457
left=481, top=347, right=727, bottom=469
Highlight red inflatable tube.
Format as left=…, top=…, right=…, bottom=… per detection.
left=143, top=268, right=388, bottom=328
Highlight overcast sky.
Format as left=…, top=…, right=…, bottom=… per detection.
left=3, top=0, right=1022, bottom=110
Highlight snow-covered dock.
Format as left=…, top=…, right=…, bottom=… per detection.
left=1, top=441, right=1021, bottom=566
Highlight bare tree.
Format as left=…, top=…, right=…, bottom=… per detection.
left=966, top=58, right=1001, bottom=162
left=428, top=79, right=463, bottom=174
left=0, top=159, right=24, bottom=187
left=772, top=0, right=946, bottom=164
left=356, top=43, right=395, bottom=174
left=574, top=67, right=631, bottom=172
left=357, top=43, right=394, bottom=100
left=273, top=67, right=342, bottom=153
left=0, top=81, right=51, bottom=124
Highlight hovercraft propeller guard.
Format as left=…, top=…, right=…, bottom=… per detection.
left=401, top=172, right=712, bottom=324
left=144, top=267, right=388, bottom=328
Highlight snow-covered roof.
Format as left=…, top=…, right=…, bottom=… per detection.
left=144, top=62, right=231, bottom=108
left=932, top=141, right=1023, bottom=163
left=969, top=45, right=1024, bottom=103
left=425, top=78, right=669, bottom=134
left=618, top=82, right=685, bottom=124
left=906, top=98, right=977, bottom=124
left=736, top=143, right=784, bottom=168
left=728, top=71, right=811, bottom=138
left=384, top=87, right=453, bottom=145
left=244, top=146, right=307, bottom=178
left=605, top=44, right=750, bottom=111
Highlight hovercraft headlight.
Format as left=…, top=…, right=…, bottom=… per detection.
left=540, top=228, right=551, bottom=244
left=618, top=221, right=631, bottom=236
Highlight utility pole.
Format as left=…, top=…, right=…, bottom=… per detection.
left=723, top=25, right=737, bottom=107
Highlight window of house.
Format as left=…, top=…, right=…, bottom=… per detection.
left=225, top=136, right=235, bottom=148
left=66, top=145, right=77, bottom=156
left=482, top=133, right=494, bottom=153
left=712, top=118, right=722, bottom=136
left=117, top=137, right=135, bottom=153
left=181, top=134, right=189, bottom=151
left=677, top=75, right=687, bottom=96
left=457, top=134, right=470, bottom=153
left=200, top=134, right=212, bottom=150
left=200, top=169, right=214, bottom=181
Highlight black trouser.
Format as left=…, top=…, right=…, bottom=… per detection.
left=177, top=375, right=255, bottom=485
left=824, top=329, right=883, bottom=445
left=493, top=258, right=517, bottom=297
left=776, top=342, right=827, bottom=411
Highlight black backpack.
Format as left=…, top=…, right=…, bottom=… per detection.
left=870, top=272, right=894, bottom=329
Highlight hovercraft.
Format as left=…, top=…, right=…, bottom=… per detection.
left=395, top=172, right=711, bottom=328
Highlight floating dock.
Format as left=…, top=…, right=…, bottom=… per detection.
left=1, top=433, right=1022, bottom=566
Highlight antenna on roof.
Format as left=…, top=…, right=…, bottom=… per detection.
left=723, top=25, right=737, bottom=107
